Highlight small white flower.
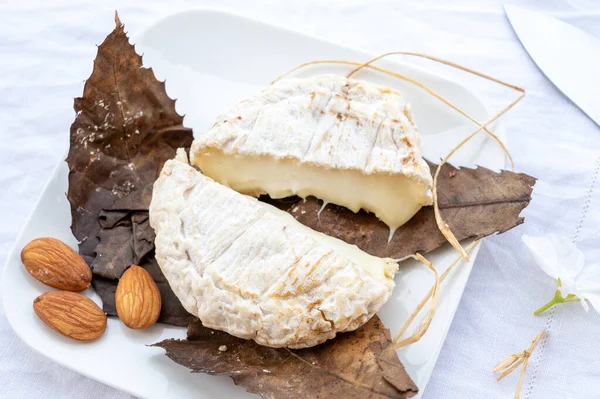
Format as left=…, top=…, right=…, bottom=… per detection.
left=522, top=234, right=600, bottom=314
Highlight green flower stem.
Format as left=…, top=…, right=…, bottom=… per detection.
left=563, top=296, right=581, bottom=303
left=534, top=290, right=580, bottom=315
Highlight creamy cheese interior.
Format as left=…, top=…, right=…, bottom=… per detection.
left=257, top=201, right=398, bottom=283
left=194, top=148, right=432, bottom=231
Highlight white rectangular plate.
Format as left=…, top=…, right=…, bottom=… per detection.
left=2, top=9, right=505, bottom=399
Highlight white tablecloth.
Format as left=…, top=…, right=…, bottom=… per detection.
left=1, top=0, right=599, bottom=398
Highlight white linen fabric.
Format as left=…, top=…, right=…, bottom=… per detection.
left=1, top=0, right=599, bottom=398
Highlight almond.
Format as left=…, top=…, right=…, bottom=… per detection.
left=115, top=265, right=161, bottom=329
left=21, top=237, right=91, bottom=292
left=33, top=291, right=106, bottom=341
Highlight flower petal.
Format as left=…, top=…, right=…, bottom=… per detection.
left=580, top=296, right=600, bottom=313
left=580, top=298, right=590, bottom=312
left=522, top=234, right=584, bottom=280
left=576, top=265, right=600, bottom=313
left=575, top=265, right=600, bottom=290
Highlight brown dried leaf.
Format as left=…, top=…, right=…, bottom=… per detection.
left=65, top=13, right=193, bottom=324
left=89, top=211, right=191, bottom=326
left=153, top=315, right=418, bottom=399
left=267, top=161, right=536, bottom=259
left=93, top=210, right=153, bottom=279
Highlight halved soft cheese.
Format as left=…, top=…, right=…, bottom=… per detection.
left=150, top=150, right=398, bottom=348
left=190, top=74, right=433, bottom=231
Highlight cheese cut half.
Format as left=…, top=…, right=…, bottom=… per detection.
left=150, top=150, right=398, bottom=348
left=190, top=74, right=433, bottom=231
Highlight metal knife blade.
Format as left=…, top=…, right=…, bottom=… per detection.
left=505, top=5, right=600, bottom=126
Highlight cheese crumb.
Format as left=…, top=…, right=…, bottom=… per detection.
left=218, top=345, right=227, bottom=352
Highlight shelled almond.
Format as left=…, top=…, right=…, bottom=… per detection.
left=33, top=291, right=106, bottom=341
left=115, top=265, right=162, bottom=330
left=21, top=237, right=91, bottom=292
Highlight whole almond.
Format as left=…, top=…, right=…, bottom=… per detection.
left=116, top=265, right=161, bottom=329
left=33, top=291, right=107, bottom=341
left=21, top=237, right=91, bottom=292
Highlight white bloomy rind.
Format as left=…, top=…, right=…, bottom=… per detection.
left=150, top=150, right=398, bottom=348
left=190, top=74, right=433, bottom=231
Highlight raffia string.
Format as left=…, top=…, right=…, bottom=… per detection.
left=272, top=54, right=524, bottom=261
left=392, top=240, right=479, bottom=349
left=272, top=58, right=515, bottom=171
left=493, top=329, right=546, bottom=399
left=273, top=59, right=512, bottom=166
left=392, top=253, right=439, bottom=349
left=346, top=52, right=524, bottom=260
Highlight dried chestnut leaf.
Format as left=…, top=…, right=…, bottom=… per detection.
left=91, top=255, right=191, bottom=327
left=268, top=161, right=536, bottom=259
left=153, top=315, right=418, bottom=399
left=66, top=12, right=192, bottom=259
left=93, top=210, right=153, bottom=280
left=65, top=13, right=193, bottom=324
